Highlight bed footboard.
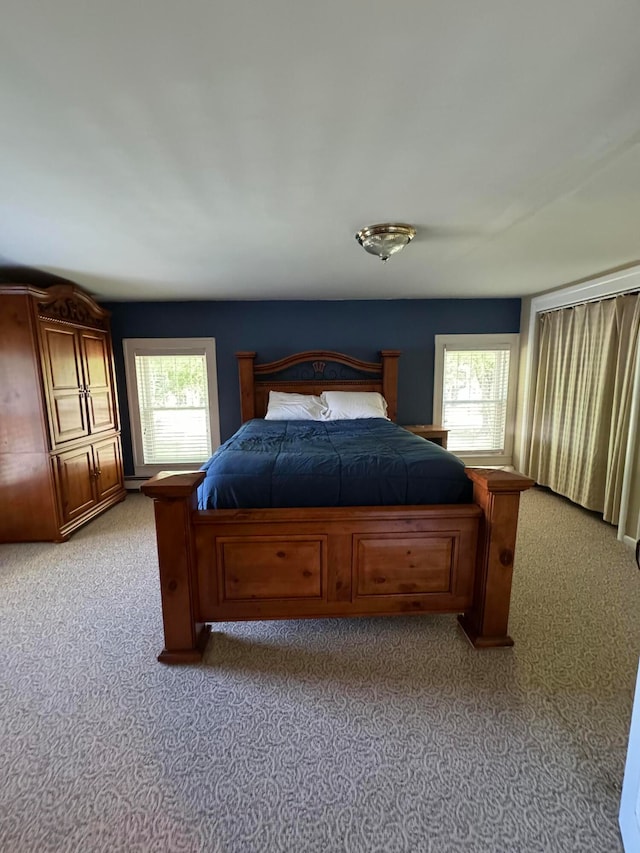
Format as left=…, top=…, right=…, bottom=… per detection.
left=142, top=469, right=532, bottom=662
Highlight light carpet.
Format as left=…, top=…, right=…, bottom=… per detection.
left=1, top=488, right=639, bottom=852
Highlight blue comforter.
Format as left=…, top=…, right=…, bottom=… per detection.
left=198, top=419, right=472, bottom=509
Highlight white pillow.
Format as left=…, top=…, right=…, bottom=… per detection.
left=320, top=391, right=389, bottom=420
left=264, top=391, right=328, bottom=421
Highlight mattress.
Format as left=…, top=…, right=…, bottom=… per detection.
left=198, top=418, right=472, bottom=509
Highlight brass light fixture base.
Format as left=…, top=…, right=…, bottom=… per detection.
left=355, top=223, right=417, bottom=262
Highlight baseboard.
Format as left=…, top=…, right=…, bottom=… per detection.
left=622, top=534, right=637, bottom=550
left=124, top=478, right=147, bottom=491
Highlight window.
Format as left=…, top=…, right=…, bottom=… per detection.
left=433, top=334, right=519, bottom=465
left=123, top=338, right=220, bottom=477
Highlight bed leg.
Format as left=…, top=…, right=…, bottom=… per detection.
left=158, top=624, right=212, bottom=664
left=458, top=469, right=533, bottom=649
left=141, top=472, right=209, bottom=663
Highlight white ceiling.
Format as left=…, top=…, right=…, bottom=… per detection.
left=2, top=0, right=640, bottom=301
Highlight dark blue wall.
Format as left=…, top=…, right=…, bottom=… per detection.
left=104, top=298, right=521, bottom=476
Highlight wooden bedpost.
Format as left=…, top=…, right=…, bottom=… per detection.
left=141, top=471, right=209, bottom=663
left=381, top=350, right=401, bottom=422
left=236, top=351, right=257, bottom=422
left=458, top=468, right=534, bottom=648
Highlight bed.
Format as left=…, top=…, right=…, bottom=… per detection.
left=142, top=349, right=533, bottom=663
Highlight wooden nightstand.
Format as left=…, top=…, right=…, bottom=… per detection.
left=402, top=424, right=449, bottom=449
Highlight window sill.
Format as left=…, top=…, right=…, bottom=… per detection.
left=134, top=464, right=206, bottom=479
left=451, top=453, right=513, bottom=468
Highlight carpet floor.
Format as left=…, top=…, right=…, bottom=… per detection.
left=0, top=488, right=639, bottom=852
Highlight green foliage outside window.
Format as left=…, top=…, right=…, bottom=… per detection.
left=136, top=355, right=207, bottom=409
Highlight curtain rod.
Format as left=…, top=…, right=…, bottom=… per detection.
left=539, top=287, right=640, bottom=315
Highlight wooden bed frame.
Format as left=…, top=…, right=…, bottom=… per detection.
left=142, top=350, right=533, bottom=663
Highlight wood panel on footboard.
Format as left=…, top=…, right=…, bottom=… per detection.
left=141, top=468, right=533, bottom=663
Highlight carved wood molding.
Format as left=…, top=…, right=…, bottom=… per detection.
left=251, top=350, right=383, bottom=376
left=35, top=285, right=110, bottom=330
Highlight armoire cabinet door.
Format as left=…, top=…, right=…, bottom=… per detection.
left=40, top=323, right=88, bottom=445
left=80, top=331, right=117, bottom=434
left=93, top=435, right=124, bottom=502
left=54, top=445, right=97, bottom=524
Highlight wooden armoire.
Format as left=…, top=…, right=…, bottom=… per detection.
left=0, top=283, right=126, bottom=542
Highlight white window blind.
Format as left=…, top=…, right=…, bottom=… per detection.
left=442, top=347, right=511, bottom=453
left=123, top=338, right=220, bottom=477
left=433, top=333, right=519, bottom=464
left=134, top=353, right=212, bottom=464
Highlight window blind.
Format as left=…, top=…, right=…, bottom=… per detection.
left=442, top=348, right=511, bottom=453
left=134, top=353, right=212, bottom=464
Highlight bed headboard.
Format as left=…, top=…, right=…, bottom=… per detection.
left=236, top=350, right=401, bottom=422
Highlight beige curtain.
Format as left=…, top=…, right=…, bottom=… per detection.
left=527, top=292, right=640, bottom=524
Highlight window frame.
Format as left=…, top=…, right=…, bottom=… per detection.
left=123, top=337, right=221, bottom=478
left=433, top=333, right=520, bottom=466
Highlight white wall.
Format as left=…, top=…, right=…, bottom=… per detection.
left=625, top=431, right=640, bottom=543
left=513, top=296, right=533, bottom=473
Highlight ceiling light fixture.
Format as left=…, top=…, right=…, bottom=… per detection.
left=355, top=223, right=416, bottom=263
